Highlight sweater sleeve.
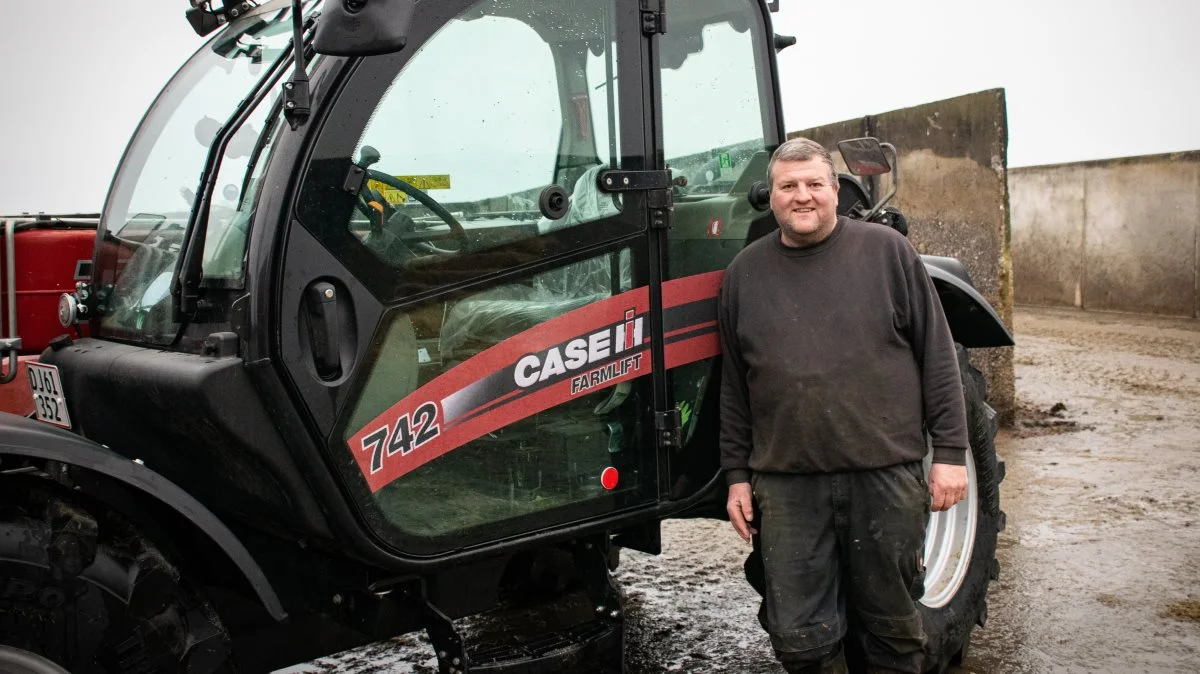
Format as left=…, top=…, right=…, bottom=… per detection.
left=903, top=255, right=969, bottom=465
left=718, top=270, right=754, bottom=485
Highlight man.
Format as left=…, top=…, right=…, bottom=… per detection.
left=718, top=137, right=969, bottom=674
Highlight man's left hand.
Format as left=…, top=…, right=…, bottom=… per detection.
left=928, top=464, right=968, bottom=512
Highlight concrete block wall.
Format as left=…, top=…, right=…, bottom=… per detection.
left=1010, top=153, right=1200, bottom=317
left=792, top=89, right=1016, bottom=426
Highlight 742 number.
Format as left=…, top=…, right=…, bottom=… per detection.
left=361, top=402, right=441, bottom=475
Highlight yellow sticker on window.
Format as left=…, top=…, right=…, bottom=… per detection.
left=366, top=175, right=452, bottom=206
left=374, top=188, right=408, bottom=205
left=400, top=175, right=452, bottom=190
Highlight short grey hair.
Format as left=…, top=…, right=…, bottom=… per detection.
left=767, top=137, right=837, bottom=186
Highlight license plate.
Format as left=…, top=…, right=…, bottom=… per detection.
left=27, top=362, right=72, bottom=429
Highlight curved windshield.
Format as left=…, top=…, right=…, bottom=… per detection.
left=95, top=1, right=303, bottom=344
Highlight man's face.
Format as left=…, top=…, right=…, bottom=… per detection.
left=769, top=158, right=839, bottom=248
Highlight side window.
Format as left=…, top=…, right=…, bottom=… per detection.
left=658, top=1, right=773, bottom=481
left=343, top=5, right=621, bottom=269
left=661, top=1, right=771, bottom=232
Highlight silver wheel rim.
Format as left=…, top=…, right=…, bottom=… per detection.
left=920, top=449, right=979, bottom=609
left=0, top=646, right=72, bottom=674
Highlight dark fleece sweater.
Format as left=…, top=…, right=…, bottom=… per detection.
left=718, top=217, right=968, bottom=485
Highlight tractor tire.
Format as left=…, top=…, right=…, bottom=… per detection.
left=0, top=476, right=232, bottom=674
left=917, top=345, right=1005, bottom=673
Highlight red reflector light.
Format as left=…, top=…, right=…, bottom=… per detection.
left=600, top=467, right=619, bottom=490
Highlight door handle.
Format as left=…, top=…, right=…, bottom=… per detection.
left=304, top=281, right=341, bottom=379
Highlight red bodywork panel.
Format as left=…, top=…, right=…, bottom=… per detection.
left=0, top=221, right=97, bottom=416
left=0, top=226, right=95, bottom=354
left=0, top=355, right=38, bottom=417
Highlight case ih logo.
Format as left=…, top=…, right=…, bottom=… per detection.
left=514, top=308, right=645, bottom=394
left=347, top=272, right=725, bottom=493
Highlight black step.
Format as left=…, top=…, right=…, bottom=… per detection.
left=470, top=617, right=621, bottom=674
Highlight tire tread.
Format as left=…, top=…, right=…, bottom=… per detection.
left=920, top=345, right=1003, bottom=673
left=0, top=476, right=231, bottom=674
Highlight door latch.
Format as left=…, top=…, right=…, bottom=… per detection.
left=304, top=281, right=342, bottom=380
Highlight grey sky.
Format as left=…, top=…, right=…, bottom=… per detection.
left=1, top=0, right=1198, bottom=214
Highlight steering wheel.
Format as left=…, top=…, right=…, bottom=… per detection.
left=361, top=168, right=471, bottom=255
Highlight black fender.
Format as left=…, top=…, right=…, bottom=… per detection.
left=0, top=413, right=287, bottom=621
left=921, top=255, right=1014, bottom=348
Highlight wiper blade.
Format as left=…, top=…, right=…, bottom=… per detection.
left=172, top=11, right=315, bottom=326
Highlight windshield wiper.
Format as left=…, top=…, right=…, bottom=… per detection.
left=172, top=10, right=316, bottom=327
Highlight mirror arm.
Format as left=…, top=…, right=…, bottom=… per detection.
left=282, top=0, right=312, bottom=129
left=863, top=142, right=899, bottom=221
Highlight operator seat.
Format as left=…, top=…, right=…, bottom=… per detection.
left=350, top=315, right=419, bottom=428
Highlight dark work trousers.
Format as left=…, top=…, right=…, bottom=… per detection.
left=751, top=462, right=930, bottom=674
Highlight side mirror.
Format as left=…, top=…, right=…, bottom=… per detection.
left=314, top=0, right=416, bottom=56
left=837, top=137, right=900, bottom=221
left=837, top=137, right=892, bottom=177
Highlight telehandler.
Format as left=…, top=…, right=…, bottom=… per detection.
left=0, top=1, right=1010, bottom=671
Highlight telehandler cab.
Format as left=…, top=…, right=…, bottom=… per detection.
left=0, top=0, right=1010, bottom=671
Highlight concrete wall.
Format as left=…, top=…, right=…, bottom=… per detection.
left=793, top=89, right=1016, bottom=426
left=1010, top=153, right=1200, bottom=317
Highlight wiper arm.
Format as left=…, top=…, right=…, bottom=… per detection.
left=238, top=99, right=284, bottom=202
left=172, top=11, right=316, bottom=325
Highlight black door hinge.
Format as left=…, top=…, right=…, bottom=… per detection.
left=656, top=409, right=682, bottom=449
left=596, top=169, right=670, bottom=192
left=640, top=0, right=666, bottom=35
left=596, top=169, right=675, bottom=227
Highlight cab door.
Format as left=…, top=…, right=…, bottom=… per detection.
left=650, top=0, right=786, bottom=502
left=282, top=0, right=671, bottom=557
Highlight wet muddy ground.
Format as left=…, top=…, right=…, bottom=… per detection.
left=962, top=306, right=1200, bottom=673
left=289, top=306, right=1200, bottom=673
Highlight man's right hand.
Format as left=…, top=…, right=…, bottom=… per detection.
left=726, top=482, right=757, bottom=542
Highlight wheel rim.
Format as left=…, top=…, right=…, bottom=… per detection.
left=920, top=449, right=979, bottom=609
left=0, top=646, right=72, bottom=674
